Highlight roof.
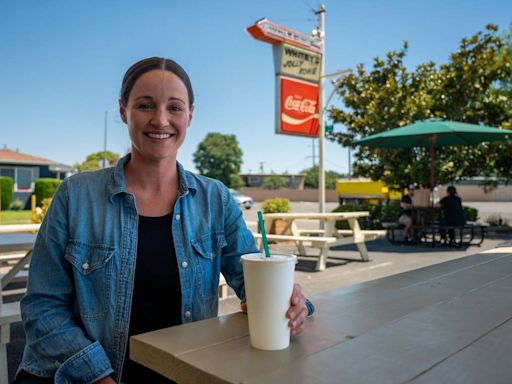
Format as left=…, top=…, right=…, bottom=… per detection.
left=0, top=148, right=70, bottom=169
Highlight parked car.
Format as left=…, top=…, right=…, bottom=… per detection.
left=229, top=189, right=253, bottom=210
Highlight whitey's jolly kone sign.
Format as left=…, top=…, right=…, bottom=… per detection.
left=247, top=19, right=322, bottom=138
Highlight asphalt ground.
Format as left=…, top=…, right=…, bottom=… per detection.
left=5, top=201, right=512, bottom=382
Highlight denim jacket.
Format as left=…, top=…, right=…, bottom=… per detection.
left=18, top=154, right=259, bottom=383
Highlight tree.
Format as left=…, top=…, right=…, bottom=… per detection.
left=193, top=133, right=243, bottom=188
left=327, top=25, right=512, bottom=189
left=301, top=165, right=344, bottom=189
left=262, top=175, right=287, bottom=190
left=75, top=151, right=120, bottom=172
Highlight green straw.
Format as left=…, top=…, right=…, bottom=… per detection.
left=257, top=211, right=271, bottom=258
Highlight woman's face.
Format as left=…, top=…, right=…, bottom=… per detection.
left=120, top=70, right=193, bottom=163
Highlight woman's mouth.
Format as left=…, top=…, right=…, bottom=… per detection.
left=145, top=132, right=174, bottom=140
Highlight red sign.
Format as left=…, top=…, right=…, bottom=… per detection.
left=277, top=76, right=319, bottom=137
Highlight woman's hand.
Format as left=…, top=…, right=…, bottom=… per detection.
left=240, top=283, right=308, bottom=337
left=95, top=377, right=116, bottom=384
left=286, top=283, right=308, bottom=336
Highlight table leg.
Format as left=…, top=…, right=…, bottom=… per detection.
left=348, top=218, right=369, bottom=262
left=1, top=249, right=32, bottom=290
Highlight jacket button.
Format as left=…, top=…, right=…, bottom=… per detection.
left=185, top=311, right=191, bottom=318
left=181, top=261, right=188, bottom=268
left=175, top=214, right=181, bottom=221
left=82, top=262, right=90, bottom=270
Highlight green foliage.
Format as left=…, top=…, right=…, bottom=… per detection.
left=328, top=25, right=512, bottom=188
left=9, top=199, right=24, bottom=211
left=229, top=174, right=245, bottom=190
left=332, top=204, right=372, bottom=229
left=34, top=178, right=61, bottom=207
left=261, top=198, right=291, bottom=214
left=34, top=198, right=52, bottom=224
left=262, top=175, right=287, bottom=190
left=0, top=176, right=14, bottom=211
left=75, top=151, right=120, bottom=172
left=463, top=206, right=479, bottom=222
left=193, top=133, right=243, bottom=188
left=301, top=165, right=344, bottom=189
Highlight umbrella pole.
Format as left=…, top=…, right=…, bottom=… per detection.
left=429, top=137, right=437, bottom=207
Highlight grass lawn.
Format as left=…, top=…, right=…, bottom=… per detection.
left=0, top=210, right=32, bottom=225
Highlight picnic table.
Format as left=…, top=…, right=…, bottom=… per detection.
left=130, top=247, right=512, bottom=383
left=254, top=212, right=375, bottom=271
left=0, top=224, right=39, bottom=384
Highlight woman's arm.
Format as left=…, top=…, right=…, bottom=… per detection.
left=20, top=180, right=114, bottom=382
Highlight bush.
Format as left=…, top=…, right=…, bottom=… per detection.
left=33, top=198, right=52, bottom=224
left=34, top=178, right=61, bottom=207
left=0, top=176, right=14, bottom=211
left=228, top=174, right=244, bottom=189
left=332, top=200, right=401, bottom=230
left=261, top=198, right=291, bottom=213
left=463, top=206, right=478, bottom=222
left=9, top=198, right=24, bottom=211
left=262, top=175, right=287, bottom=190
left=485, top=214, right=510, bottom=227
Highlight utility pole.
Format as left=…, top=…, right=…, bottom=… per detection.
left=103, top=110, right=108, bottom=168
left=316, top=4, right=326, bottom=213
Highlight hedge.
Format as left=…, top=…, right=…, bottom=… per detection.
left=34, top=178, right=62, bottom=207
left=0, top=176, right=14, bottom=211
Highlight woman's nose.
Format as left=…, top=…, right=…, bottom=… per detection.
left=150, top=107, right=169, bottom=127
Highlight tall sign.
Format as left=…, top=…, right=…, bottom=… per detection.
left=247, top=19, right=322, bottom=138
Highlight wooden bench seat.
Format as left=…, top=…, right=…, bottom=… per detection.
left=295, top=229, right=385, bottom=241
left=1, top=301, right=21, bottom=384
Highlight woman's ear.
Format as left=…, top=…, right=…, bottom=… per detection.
left=187, top=105, right=194, bottom=127
left=119, top=99, right=127, bottom=124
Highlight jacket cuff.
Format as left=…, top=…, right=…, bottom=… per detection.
left=54, top=341, right=114, bottom=384
left=305, top=298, right=315, bottom=317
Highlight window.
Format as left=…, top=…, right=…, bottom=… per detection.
left=0, top=166, right=39, bottom=191
left=17, top=168, right=33, bottom=190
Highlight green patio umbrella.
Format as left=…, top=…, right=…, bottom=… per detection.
left=353, top=118, right=511, bottom=187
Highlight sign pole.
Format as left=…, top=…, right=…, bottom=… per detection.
left=317, top=4, right=326, bottom=213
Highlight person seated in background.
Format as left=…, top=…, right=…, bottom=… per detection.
left=398, top=184, right=415, bottom=242
left=436, top=186, right=466, bottom=244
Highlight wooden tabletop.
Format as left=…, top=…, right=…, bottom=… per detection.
left=131, top=250, right=512, bottom=384
left=263, top=212, right=369, bottom=220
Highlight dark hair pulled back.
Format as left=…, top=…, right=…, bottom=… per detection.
left=120, top=57, right=194, bottom=107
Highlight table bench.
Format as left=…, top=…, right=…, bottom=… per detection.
left=417, top=222, right=488, bottom=247
left=0, top=301, right=21, bottom=384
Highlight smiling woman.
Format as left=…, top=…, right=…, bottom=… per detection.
left=14, top=57, right=312, bottom=384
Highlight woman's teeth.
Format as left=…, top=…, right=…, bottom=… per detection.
left=146, top=133, right=173, bottom=139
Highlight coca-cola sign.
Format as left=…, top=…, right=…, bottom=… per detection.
left=277, top=76, right=319, bottom=137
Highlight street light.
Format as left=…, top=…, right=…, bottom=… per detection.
left=103, top=110, right=108, bottom=168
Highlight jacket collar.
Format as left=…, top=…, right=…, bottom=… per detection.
left=108, top=153, right=197, bottom=202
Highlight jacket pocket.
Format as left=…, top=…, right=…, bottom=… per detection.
left=64, top=240, right=114, bottom=319
left=191, top=232, right=226, bottom=299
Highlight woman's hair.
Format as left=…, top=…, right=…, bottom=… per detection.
left=120, top=57, right=194, bottom=107
left=447, top=186, right=457, bottom=196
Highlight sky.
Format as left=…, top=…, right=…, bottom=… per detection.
left=1, top=0, right=511, bottom=175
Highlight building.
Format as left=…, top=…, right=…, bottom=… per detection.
left=239, top=173, right=305, bottom=190
left=0, top=148, right=73, bottom=207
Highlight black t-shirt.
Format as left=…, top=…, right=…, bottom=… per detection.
left=122, top=213, right=182, bottom=384
left=440, top=195, right=465, bottom=225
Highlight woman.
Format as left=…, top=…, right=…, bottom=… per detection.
left=16, top=57, right=310, bottom=384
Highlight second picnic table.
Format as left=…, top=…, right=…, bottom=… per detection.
left=256, top=212, right=372, bottom=271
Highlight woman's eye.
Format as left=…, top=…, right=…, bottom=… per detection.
left=168, top=105, right=183, bottom=112
left=137, top=103, right=154, bottom=110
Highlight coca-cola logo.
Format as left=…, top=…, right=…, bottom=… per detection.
left=284, top=96, right=317, bottom=114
